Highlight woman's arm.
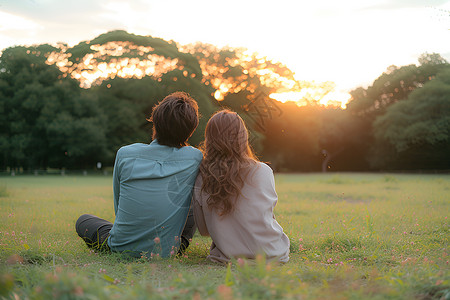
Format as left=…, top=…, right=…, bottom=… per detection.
left=193, top=179, right=210, bottom=236
left=255, top=163, right=279, bottom=217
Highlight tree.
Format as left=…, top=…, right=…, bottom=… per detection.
left=344, top=53, right=450, bottom=170
left=347, top=53, right=449, bottom=118
left=371, top=69, right=450, bottom=169
left=180, top=42, right=299, bottom=101
left=0, top=46, right=107, bottom=170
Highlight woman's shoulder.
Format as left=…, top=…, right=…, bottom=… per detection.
left=252, top=161, right=274, bottom=175
left=244, top=162, right=274, bottom=185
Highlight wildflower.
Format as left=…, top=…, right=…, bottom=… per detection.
left=327, top=258, right=333, bottom=263
left=154, top=237, right=160, bottom=244
left=7, top=254, right=23, bottom=265
left=73, top=286, right=84, bottom=296
left=170, top=250, right=175, bottom=256
left=217, top=284, right=233, bottom=300
left=237, top=258, right=245, bottom=267
left=256, top=254, right=264, bottom=263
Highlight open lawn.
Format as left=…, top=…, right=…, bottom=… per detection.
left=0, top=173, right=449, bottom=299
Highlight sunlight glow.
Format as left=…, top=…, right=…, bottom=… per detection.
left=319, top=91, right=351, bottom=108
left=43, top=40, right=350, bottom=108
left=179, top=43, right=300, bottom=101
left=45, top=41, right=179, bottom=88
left=270, top=90, right=350, bottom=108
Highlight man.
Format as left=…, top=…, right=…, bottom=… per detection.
left=76, top=92, right=202, bottom=258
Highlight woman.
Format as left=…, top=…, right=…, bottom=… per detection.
left=193, top=110, right=290, bottom=264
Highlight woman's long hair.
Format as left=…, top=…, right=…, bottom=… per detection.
left=200, top=110, right=258, bottom=216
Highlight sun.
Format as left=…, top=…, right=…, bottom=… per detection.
left=269, top=80, right=351, bottom=108
left=270, top=90, right=351, bottom=109
left=319, top=91, right=352, bottom=108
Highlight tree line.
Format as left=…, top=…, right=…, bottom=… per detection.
left=1, top=31, right=449, bottom=172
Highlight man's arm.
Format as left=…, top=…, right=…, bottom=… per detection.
left=112, top=150, right=121, bottom=215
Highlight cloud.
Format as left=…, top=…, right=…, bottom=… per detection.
left=0, top=0, right=138, bottom=47
left=0, top=10, right=43, bottom=50
left=1, top=0, right=104, bottom=23
left=0, top=10, right=41, bottom=31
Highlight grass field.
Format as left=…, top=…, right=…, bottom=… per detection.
left=0, top=173, right=449, bottom=299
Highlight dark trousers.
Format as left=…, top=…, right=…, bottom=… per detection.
left=75, top=214, right=112, bottom=252
left=75, top=207, right=196, bottom=255
left=179, top=206, right=196, bottom=254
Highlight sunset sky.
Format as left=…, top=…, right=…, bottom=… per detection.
left=1, top=0, right=449, bottom=100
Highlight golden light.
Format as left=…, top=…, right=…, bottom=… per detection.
left=319, top=91, right=351, bottom=109
left=270, top=90, right=351, bottom=108
left=43, top=40, right=349, bottom=109
left=179, top=43, right=302, bottom=102
left=269, top=91, right=310, bottom=106
left=45, top=41, right=180, bottom=88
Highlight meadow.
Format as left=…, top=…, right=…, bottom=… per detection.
left=0, top=173, right=448, bottom=299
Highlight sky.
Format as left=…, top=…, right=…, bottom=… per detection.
left=0, top=0, right=449, bottom=96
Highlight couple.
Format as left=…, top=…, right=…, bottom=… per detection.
left=76, top=92, right=289, bottom=264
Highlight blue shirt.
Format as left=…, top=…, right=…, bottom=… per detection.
left=107, top=140, right=202, bottom=258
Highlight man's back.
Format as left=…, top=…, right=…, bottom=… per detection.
left=75, top=91, right=201, bottom=256
left=108, top=140, right=202, bottom=257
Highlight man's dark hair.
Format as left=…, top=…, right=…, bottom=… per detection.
left=149, top=92, right=199, bottom=148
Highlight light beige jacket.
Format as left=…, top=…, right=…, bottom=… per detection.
left=193, top=162, right=290, bottom=264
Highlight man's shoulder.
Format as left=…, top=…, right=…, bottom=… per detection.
left=178, top=146, right=203, bottom=162
left=117, top=142, right=202, bottom=162
left=117, top=143, right=146, bottom=155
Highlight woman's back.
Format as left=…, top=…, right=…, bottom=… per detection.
left=193, top=162, right=290, bottom=264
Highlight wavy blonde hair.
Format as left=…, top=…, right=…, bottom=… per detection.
left=200, top=110, right=258, bottom=216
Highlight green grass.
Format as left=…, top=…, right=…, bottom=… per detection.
left=0, top=173, right=449, bottom=299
